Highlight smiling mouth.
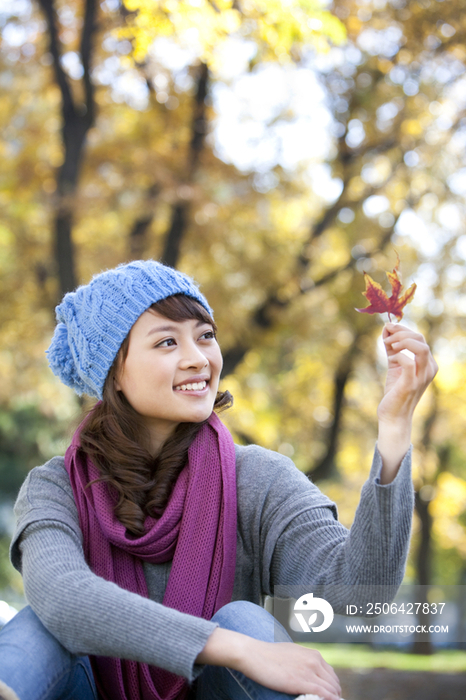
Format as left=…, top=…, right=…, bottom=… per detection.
left=174, top=380, right=208, bottom=392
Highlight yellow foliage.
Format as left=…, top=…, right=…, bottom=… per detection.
left=432, top=472, right=464, bottom=511
left=431, top=473, right=466, bottom=557
left=121, top=0, right=346, bottom=65
left=0, top=224, right=13, bottom=247
left=347, top=176, right=366, bottom=200
left=386, top=180, right=410, bottom=199
left=401, top=119, right=423, bottom=137
left=346, top=16, right=361, bottom=35
left=377, top=59, right=392, bottom=73
left=435, top=362, right=465, bottom=393
left=320, top=247, right=345, bottom=268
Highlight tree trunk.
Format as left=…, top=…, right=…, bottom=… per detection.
left=411, top=379, right=439, bottom=655
left=412, top=492, right=434, bottom=655
left=38, top=0, right=98, bottom=298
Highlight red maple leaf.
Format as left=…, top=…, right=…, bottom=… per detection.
left=356, top=252, right=417, bottom=322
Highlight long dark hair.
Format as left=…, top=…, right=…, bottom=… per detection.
left=79, top=294, right=233, bottom=535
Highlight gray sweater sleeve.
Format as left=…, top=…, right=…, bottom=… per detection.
left=10, top=459, right=217, bottom=681
left=263, top=446, right=414, bottom=596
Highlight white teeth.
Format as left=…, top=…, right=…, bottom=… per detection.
left=175, top=381, right=207, bottom=391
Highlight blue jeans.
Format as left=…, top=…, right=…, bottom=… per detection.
left=0, top=601, right=297, bottom=700
left=0, top=606, right=96, bottom=700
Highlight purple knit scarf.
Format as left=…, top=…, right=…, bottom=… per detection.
left=64, top=412, right=237, bottom=700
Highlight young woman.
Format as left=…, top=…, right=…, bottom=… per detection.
left=0, top=260, right=437, bottom=700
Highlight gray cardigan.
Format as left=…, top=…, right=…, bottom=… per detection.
left=10, top=443, right=413, bottom=682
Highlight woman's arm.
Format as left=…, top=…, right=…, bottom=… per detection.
left=19, top=520, right=217, bottom=679
left=11, top=462, right=217, bottom=682
left=196, top=627, right=342, bottom=700
left=259, top=325, right=436, bottom=599
left=377, top=323, right=438, bottom=484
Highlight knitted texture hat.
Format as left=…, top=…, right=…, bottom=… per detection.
left=46, top=260, right=213, bottom=399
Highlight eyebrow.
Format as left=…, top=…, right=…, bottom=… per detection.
left=146, top=320, right=208, bottom=337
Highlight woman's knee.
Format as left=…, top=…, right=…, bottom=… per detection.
left=211, top=601, right=291, bottom=643
left=0, top=605, right=97, bottom=700
left=212, top=601, right=265, bottom=629
left=0, top=605, right=67, bottom=662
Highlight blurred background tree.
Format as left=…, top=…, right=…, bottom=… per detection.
left=0, top=0, right=465, bottom=651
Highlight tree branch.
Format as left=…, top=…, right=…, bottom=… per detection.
left=189, top=62, right=209, bottom=172
left=128, top=184, right=161, bottom=259
left=160, top=62, right=210, bottom=267
left=161, top=202, right=188, bottom=268
left=306, top=334, right=361, bottom=481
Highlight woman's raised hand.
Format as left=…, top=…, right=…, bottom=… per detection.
left=377, top=323, right=438, bottom=482
left=379, top=323, right=438, bottom=423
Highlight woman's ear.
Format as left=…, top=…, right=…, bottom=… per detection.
left=113, top=370, right=123, bottom=392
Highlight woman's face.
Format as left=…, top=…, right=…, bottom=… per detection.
left=115, top=308, right=223, bottom=453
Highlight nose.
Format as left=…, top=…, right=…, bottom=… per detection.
left=179, top=339, right=208, bottom=370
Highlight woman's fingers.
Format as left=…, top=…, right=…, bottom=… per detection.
left=388, top=340, right=430, bottom=369
left=383, top=321, right=420, bottom=335
left=389, top=341, right=437, bottom=384
left=313, top=657, right=341, bottom=697
left=384, top=331, right=426, bottom=352
left=321, top=657, right=341, bottom=686
left=382, top=324, right=438, bottom=382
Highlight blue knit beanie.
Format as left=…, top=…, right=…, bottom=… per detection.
left=46, top=260, right=213, bottom=399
